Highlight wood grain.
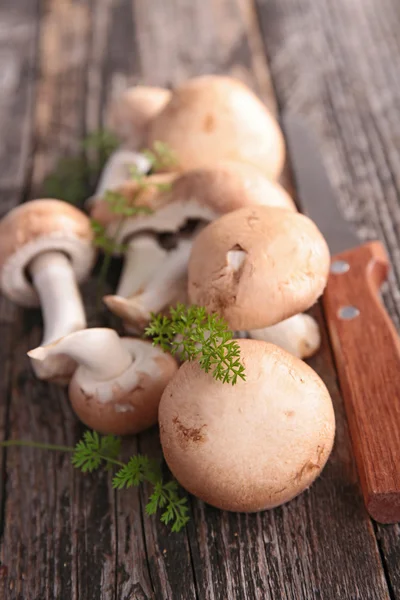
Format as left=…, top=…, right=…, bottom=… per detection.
left=0, top=1, right=39, bottom=594
left=0, top=0, right=399, bottom=598
left=324, top=242, right=400, bottom=523
left=1, top=2, right=119, bottom=599
left=184, top=304, right=390, bottom=600
left=255, top=0, right=400, bottom=594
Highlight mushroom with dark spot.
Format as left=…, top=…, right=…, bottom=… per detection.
left=159, top=339, right=335, bottom=512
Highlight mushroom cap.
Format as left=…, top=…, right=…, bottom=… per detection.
left=69, top=338, right=178, bottom=435
left=165, top=160, right=296, bottom=213
left=188, top=206, right=330, bottom=330
left=147, top=75, right=285, bottom=180
left=90, top=161, right=295, bottom=243
left=0, top=199, right=96, bottom=307
left=108, top=86, right=172, bottom=147
left=159, top=339, right=335, bottom=512
left=89, top=172, right=178, bottom=228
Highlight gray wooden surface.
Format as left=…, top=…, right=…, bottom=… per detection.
left=0, top=0, right=399, bottom=599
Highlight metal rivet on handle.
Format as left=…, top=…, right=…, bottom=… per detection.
left=338, top=306, right=360, bottom=320
left=331, top=260, right=350, bottom=274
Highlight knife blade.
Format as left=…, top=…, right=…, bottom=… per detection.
left=282, top=113, right=400, bottom=524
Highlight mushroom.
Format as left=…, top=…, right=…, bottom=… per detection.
left=28, top=328, right=178, bottom=435
left=94, top=162, right=295, bottom=330
left=114, top=233, right=168, bottom=299
left=0, top=199, right=96, bottom=383
left=86, top=149, right=152, bottom=211
left=104, top=236, right=192, bottom=332
left=146, top=75, right=285, bottom=180
left=107, top=86, right=172, bottom=148
left=188, top=205, right=330, bottom=331
left=89, top=171, right=180, bottom=316
left=247, top=313, right=321, bottom=359
left=159, top=339, right=335, bottom=512
left=91, top=161, right=294, bottom=235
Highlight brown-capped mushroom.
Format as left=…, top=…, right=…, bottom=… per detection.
left=0, top=199, right=96, bottom=383
left=146, top=75, right=285, bottom=180
left=107, top=86, right=172, bottom=148
left=94, top=163, right=294, bottom=330
left=188, top=206, right=330, bottom=331
left=159, top=339, right=335, bottom=512
left=28, top=328, right=178, bottom=435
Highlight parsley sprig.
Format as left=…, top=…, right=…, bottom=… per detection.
left=145, top=304, right=246, bottom=385
left=142, top=140, right=178, bottom=171
left=91, top=172, right=171, bottom=305
left=0, top=430, right=189, bottom=533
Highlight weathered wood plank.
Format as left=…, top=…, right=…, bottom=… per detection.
left=1, top=0, right=398, bottom=598
left=127, top=0, right=391, bottom=597
left=186, top=307, right=390, bottom=600
left=0, top=0, right=39, bottom=593
left=255, top=0, right=400, bottom=595
left=0, top=2, right=119, bottom=599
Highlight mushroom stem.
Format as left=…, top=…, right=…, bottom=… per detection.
left=87, top=150, right=151, bottom=209
left=29, top=251, right=87, bottom=346
left=116, top=234, right=168, bottom=298
left=103, top=237, right=192, bottom=329
left=247, top=314, right=321, bottom=359
left=28, top=328, right=133, bottom=382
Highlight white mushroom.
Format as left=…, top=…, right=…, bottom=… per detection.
left=247, top=314, right=321, bottom=359
left=28, top=328, right=178, bottom=435
left=0, top=199, right=96, bottom=383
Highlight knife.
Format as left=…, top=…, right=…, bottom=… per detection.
left=282, top=114, right=400, bottom=524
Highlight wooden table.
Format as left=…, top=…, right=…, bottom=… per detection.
left=1, top=1, right=399, bottom=598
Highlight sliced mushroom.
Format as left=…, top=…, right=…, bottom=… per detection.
left=247, top=314, right=321, bottom=359
left=146, top=75, right=285, bottom=180
left=107, top=86, right=172, bottom=148
left=0, top=200, right=96, bottom=383
left=28, top=328, right=178, bottom=435
left=188, top=206, right=330, bottom=331
left=159, top=339, right=335, bottom=512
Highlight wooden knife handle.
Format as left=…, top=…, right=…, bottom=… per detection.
left=323, top=240, right=400, bottom=523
